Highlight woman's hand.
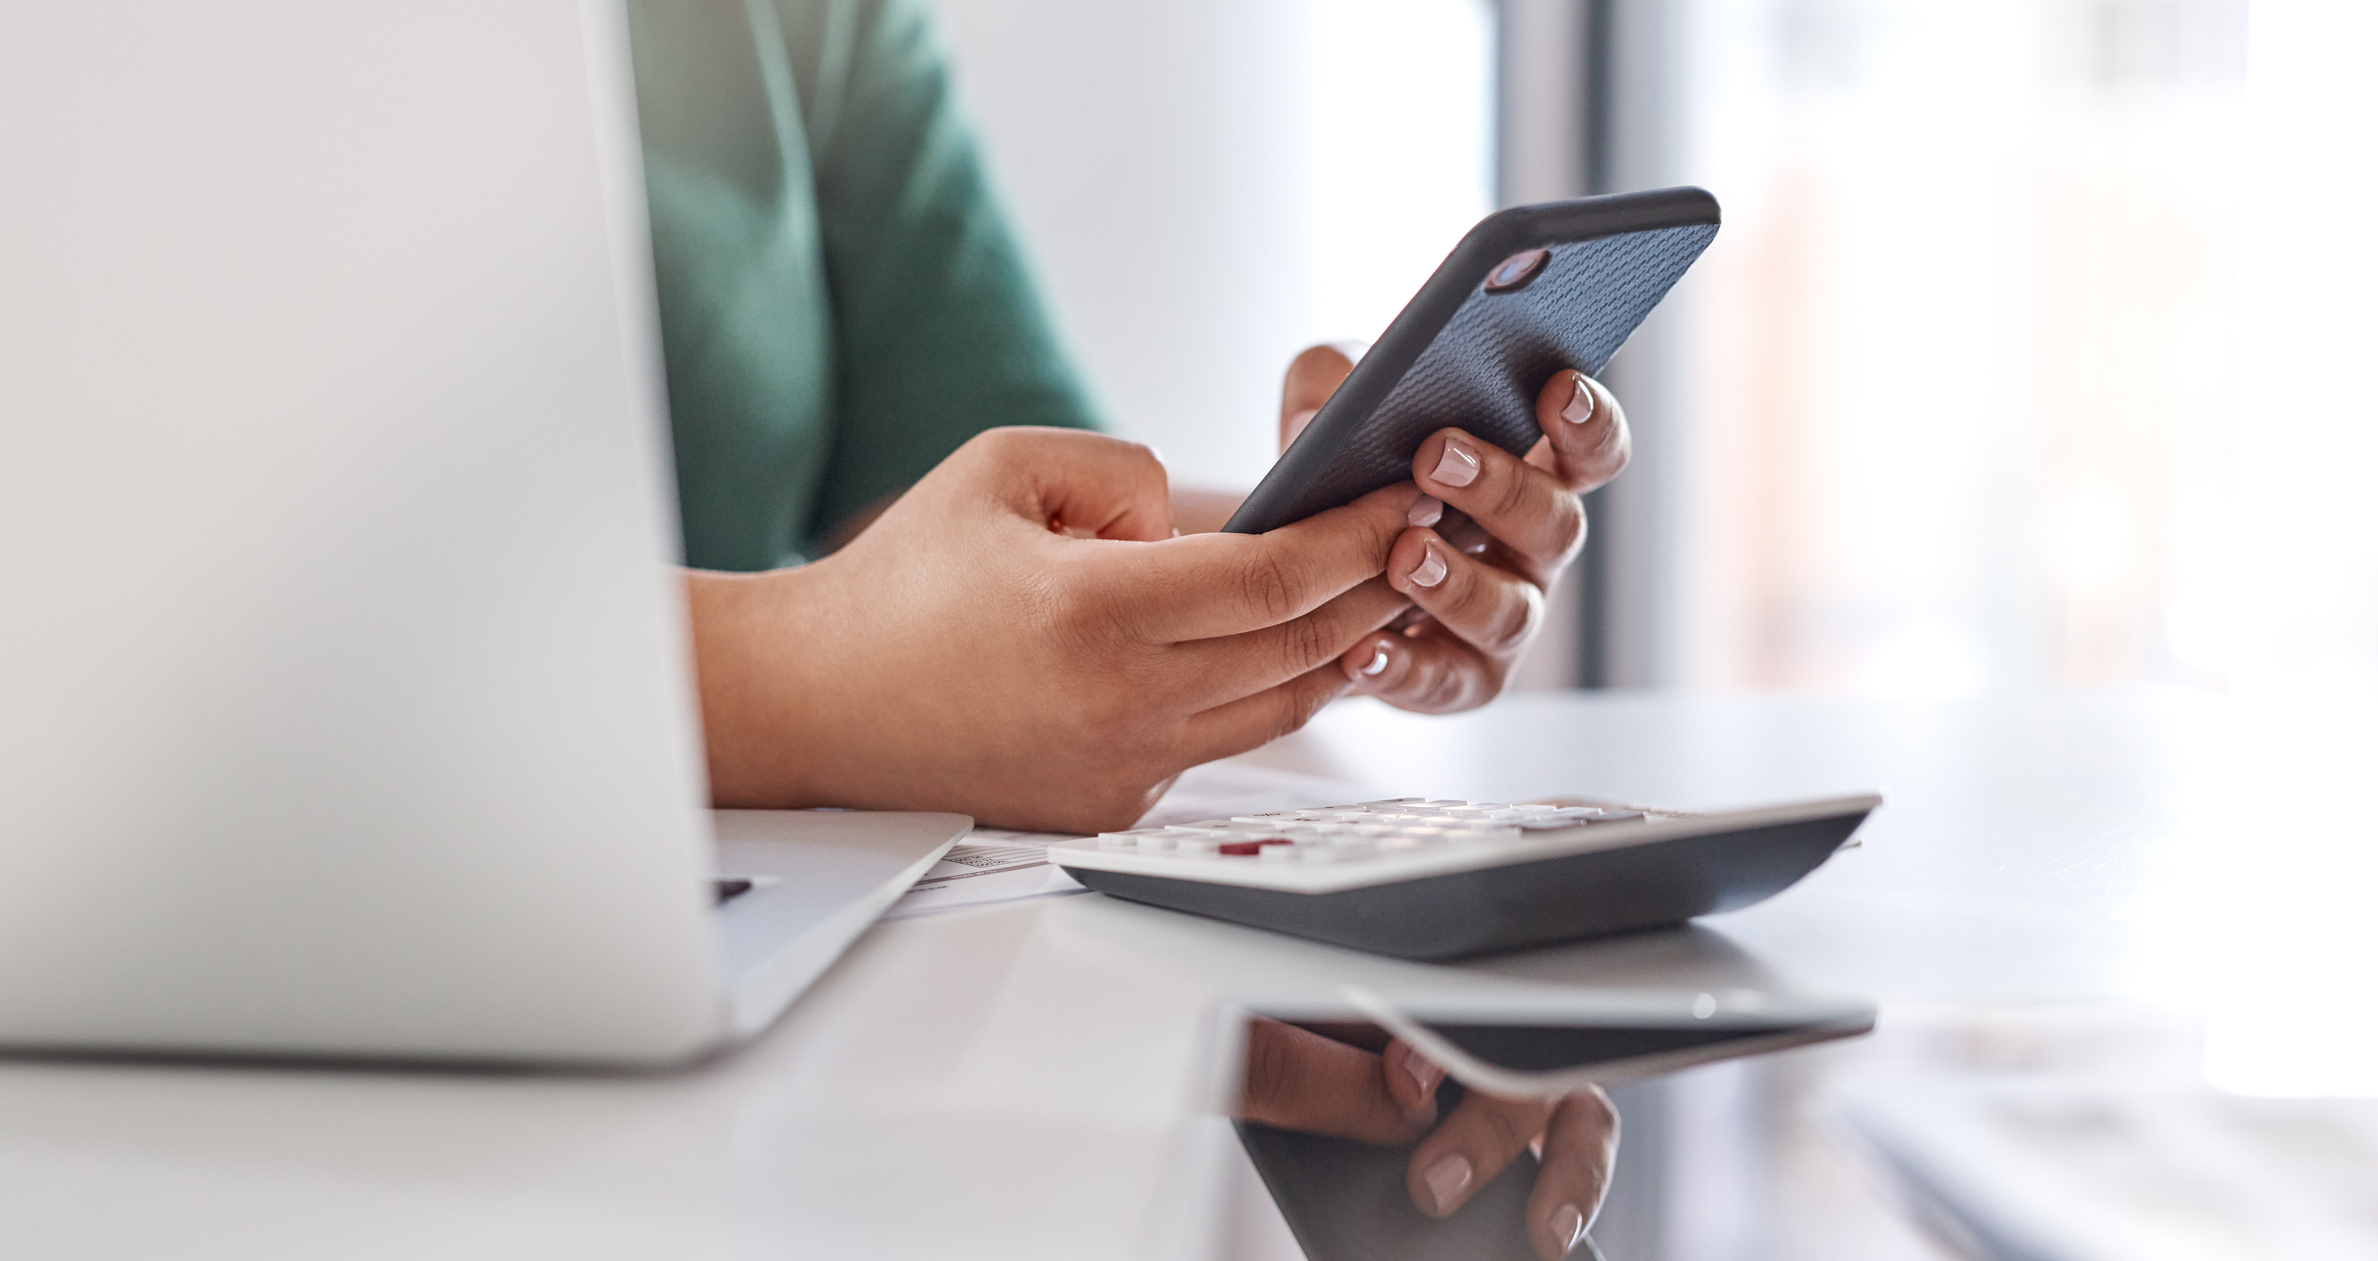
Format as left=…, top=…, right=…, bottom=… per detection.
left=684, top=427, right=1432, bottom=833
left=1279, top=345, right=1630, bottom=713
left=1238, top=1018, right=1619, bottom=1260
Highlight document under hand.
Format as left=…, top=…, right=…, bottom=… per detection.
left=882, top=761, right=1384, bottom=920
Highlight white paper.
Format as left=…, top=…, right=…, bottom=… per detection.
left=879, top=830, right=1082, bottom=921
left=882, top=761, right=1383, bottom=920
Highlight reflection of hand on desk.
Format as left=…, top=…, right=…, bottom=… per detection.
left=1236, top=1018, right=1616, bottom=1261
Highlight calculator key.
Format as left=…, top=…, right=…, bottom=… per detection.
left=1357, top=798, right=1425, bottom=807
left=1218, top=838, right=1294, bottom=857
left=1443, top=828, right=1521, bottom=844
left=1588, top=810, right=1647, bottom=824
left=1175, top=838, right=1219, bottom=856
left=1135, top=835, right=1176, bottom=852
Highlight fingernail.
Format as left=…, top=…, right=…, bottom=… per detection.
left=1408, top=495, right=1444, bottom=527
left=1562, top=375, right=1595, bottom=424
left=1422, top=1153, right=1474, bottom=1215
left=1408, top=544, right=1447, bottom=588
left=1553, top=1204, right=1586, bottom=1253
left=1403, top=1050, right=1441, bottom=1095
left=1430, top=440, right=1480, bottom=488
left=1360, top=643, right=1391, bottom=676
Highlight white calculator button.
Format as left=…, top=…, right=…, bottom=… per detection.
left=1164, top=826, right=1236, bottom=840
left=1175, top=838, right=1219, bottom=856
left=1135, top=835, right=1176, bottom=851
left=1511, top=803, right=1558, bottom=814
left=1589, top=810, right=1647, bottom=824
left=1357, top=798, right=1425, bottom=807
left=1467, top=802, right=1511, bottom=811
left=1444, top=827, right=1520, bottom=844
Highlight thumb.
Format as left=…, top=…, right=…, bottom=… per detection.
left=1281, top=341, right=1370, bottom=450
left=968, top=427, right=1176, bottom=542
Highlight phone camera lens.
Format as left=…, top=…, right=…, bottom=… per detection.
left=1484, top=249, right=1551, bottom=293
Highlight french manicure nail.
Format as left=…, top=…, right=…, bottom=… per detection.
left=1422, top=1153, right=1474, bottom=1214
left=1408, top=495, right=1444, bottom=527
left=1431, top=440, right=1479, bottom=488
left=1562, top=375, right=1595, bottom=424
left=1553, top=1204, right=1585, bottom=1253
left=1360, top=643, right=1390, bottom=676
left=1403, top=1050, right=1441, bottom=1095
left=1408, top=545, right=1447, bottom=588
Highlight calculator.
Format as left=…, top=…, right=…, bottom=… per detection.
left=1047, top=794, right=1879, bottom=959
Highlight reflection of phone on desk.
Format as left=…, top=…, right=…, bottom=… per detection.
left=1224, top=187, right=1720, bottom=535
left=1237, top=988, right=1872, bottom=1261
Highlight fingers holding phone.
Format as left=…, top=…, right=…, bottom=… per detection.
left=1337, top=370, right=1626, bottom=711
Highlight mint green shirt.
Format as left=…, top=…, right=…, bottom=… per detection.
left=626, top=0, right=1100, bottom=570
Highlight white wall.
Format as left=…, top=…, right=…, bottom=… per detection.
left=927, top=0, right=1495, bottom=493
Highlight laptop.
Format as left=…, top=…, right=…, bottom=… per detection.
left=0, top=1, right=967, bottom=1065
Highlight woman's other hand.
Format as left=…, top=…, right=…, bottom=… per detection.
left=1280, top=344, right=1629, bottom=713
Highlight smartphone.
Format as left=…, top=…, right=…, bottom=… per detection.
left=1223, top=187, right=1720, bottom=535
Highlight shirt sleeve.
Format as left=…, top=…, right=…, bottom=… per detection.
left=765, top=0, right=1104, bottom=545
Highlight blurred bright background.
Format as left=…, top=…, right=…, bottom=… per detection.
left=925, top=3, right=2377, bottom=1256
left=931, top=0, right=2377, bottom=704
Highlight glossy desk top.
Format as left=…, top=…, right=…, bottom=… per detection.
left=6, top=687, right=2357, bottom=1257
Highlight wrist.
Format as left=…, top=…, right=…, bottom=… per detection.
left=683, top=564, right=832, bottom=808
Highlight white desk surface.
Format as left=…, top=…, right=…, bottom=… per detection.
left=5, top=687, right=2363, bottom=1258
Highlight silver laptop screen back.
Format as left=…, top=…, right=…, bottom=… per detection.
left=0, top=1, right=725, bottom=1062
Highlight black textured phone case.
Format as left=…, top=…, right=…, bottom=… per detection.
left=1225, top=188, right=1720, bottom=534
